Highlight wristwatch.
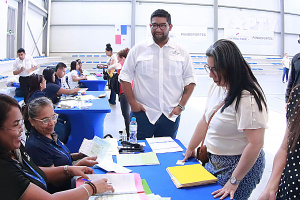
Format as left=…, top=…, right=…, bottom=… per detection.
left=177, top=104, right=185, bottom=111
left=229, top=176, right=241, bottom=185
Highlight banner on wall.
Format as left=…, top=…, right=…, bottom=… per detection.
left=224, top=29, right=274, bottom=45
left=115, top=25, right=129, bottom=45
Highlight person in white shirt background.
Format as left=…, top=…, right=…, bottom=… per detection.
left=119, top=9, right=196, bottom=139
left=13, top=48, right=38, bottom=98
left=281, top=53, right=290, bottom=83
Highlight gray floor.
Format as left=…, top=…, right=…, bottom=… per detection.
left=104, top=72, right=288, bottom=200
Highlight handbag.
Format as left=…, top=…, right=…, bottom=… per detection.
left=196, top=102, right=224, bottom=166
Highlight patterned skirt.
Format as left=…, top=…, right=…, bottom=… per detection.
left=205, top=150, right=265, bottom=200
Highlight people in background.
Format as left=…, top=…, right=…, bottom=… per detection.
left=24, top=97, right=98, bottom=192
left=98, top=43, right=118, bottom=105
left=183, top=39, right=268, bottom=200
left=67, top=61, right=87, bottom=89
left=119, top=9, right=195, bottom=139
left=109, top=48, right=131, bottom=138
left=54, top=62, right=67, bottom=87
left=258, top=85, right=300, bottom=200
left=26, top=74, right=46, bottom=104
left=76, top=59, right=83, bottom=75
left=0, top=94, right=114, bottom=199
left=282, top=53, right=290, bottom=83
left=43, top=68, right=80, bottom=105
left=13, top=48, right=38, bottom=98
left=285, top=52, right=300, bottom=102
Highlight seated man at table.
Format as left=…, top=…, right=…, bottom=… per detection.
left=54, top=62, right=68, bottom=88
left=43, top=68, right=80, bottom=104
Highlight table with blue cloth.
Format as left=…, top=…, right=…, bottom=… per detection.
left=79, top=76, right=107, bottom=91
left=93, top=139, right=231, bottom=200
left=55, top=91, right=110, bottom=153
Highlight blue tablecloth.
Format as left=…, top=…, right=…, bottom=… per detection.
left=55, top=91, right=111, bottom=152
left=94, top=139, right=230, bottom=200
left=79, top=76, right=107, bottom=91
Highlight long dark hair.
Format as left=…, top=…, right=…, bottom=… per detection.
left=70, top=61, right=77, bottom=71
left=26, top=74, right=44, bottom=103
left=286, top=85, right=300, bottom=152
left=0, top=94, right=21, bottom=158
left=206, top=39, right=267, bottom=112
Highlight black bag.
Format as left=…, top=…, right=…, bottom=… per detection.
left=54, top=114, right=71, bottom=144
left=103, top=69, right=109, bottom=80
left=110, top=73, right=120, bottom=94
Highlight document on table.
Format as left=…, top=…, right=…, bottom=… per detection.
left=87, top=76, right=98, bottom=80
left=146, top=137, right=183, bottom=153
left=117, top=152, right=160, bottom=166
left=95, top=159, right=132, bottom=173
left=89, top=194, right=141, bottom=200
left=79, top=138, right=112, bottom=162
left=85, top=174, right=138, bottom=195
left=93, top=137, right=119, bottom=155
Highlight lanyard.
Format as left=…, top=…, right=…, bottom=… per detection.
left=50, top=140, right=72, bottom=165
left=22, top=159, right=48, bottom=190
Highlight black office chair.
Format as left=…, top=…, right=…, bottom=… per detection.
left=54, top=114, right=71, bottom=144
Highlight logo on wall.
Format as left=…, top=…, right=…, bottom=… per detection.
left=115, top=25, right=129, bottom=45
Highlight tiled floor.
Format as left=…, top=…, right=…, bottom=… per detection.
left=104, top=72, right=288, bottom=199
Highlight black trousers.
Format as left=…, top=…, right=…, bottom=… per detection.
left=19, top=76, right=31, bottom=99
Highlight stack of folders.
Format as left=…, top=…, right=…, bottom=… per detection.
left=166, top=164, right=218, bottom=188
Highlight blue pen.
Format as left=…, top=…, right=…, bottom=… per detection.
left=81, top=178, right=91, bottom=182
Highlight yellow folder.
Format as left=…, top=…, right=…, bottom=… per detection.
left=166, top=164, right=218, bottom=188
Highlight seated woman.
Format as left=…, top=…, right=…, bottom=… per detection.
left=43, top=68, right=80, bottom=104
left=68, top=61, right=87, bottom=89
left=25, top=97, right=98, bottom=168
left=26, top=74, right=46, bottom=104
left=183, top=39, right=268, bottom=200
left=258, top=85, right=300, bottom=200
left=0, top=94, right=114, bottom=199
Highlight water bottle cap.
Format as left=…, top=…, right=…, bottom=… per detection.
left=131, top=117, right=136, bottom=121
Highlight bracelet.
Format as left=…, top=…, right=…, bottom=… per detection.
left=81, top=185, right=90, bottom=197
left=63, top=165, right=71, bottom=176
left=177, top=104, right=185, bottom=111
left=85, top=181, right=97, bottom=195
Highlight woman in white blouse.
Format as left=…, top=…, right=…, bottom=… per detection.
left=68, top=61, right=87, bottom=89
left=183, top=39, right=268, bottom=200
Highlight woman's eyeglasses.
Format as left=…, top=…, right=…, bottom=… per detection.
left=204, top=64, right=217, bottom=75
left=33, top=113, right=58, bottom=124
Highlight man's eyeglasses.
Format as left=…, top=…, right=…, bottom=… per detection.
left=33, top=113, right=58, bottom=124
left=0, top=119, right=24, bottom=132
left=204, top=64, right=217, bottom=75
left=150, top=23, right=168, bottom=30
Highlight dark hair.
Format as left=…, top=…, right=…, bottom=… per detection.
left=43, top=68, right=55, bottom=83
left=206, top=39, right=267, bottom=112
left=0, top=94, right=21, bottom=158
left=286, top=85, right=300, bottom=152
left=151, top=9, right=171, bottom=25
left=17, top=48, right=25, bottom=54
left=106, top=43, right=113, bottom=52
left=70, top=61, right=77, bottom=71
left=56, top=62, right=67, bottom=71
left=26, top=74, right=44, bottom=103
left=117, top=48, right=130, bottom=59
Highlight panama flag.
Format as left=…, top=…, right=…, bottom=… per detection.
left=115, top=25, right=128, bottom=45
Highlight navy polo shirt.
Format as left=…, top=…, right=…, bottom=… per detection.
left=54, top=74, right=61, bottom=87
left=25, top=128, right=73, bottom=167
left=27, top=90, right=46, bottom=103
left=43, top=83, right=61, bottom=104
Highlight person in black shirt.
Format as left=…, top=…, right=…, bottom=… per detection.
left=285, top=52, right=300, bottom=102
left=25, top=74, right=46, bottom=104
left=0, top=94, right=114, bottom=199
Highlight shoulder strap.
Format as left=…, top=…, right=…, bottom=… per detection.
left=200, top=102, right=225, bottom=148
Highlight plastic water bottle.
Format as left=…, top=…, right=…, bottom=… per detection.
left=129, top=117, right=137, bottom=143
left=119, top=130, right=127, bottom=142
left=77, top=91, right=82, bottom=109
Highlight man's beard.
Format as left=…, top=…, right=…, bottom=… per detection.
left=152, top=32, right=169, bottom=43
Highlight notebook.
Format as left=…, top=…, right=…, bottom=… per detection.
left=166, top=164, right=218, bottom=188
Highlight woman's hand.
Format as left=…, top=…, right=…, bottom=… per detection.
left=211, top=181, right=238, bottom=200
left=92, top=178, right=115, bottom=194
left=258, top=190, right=276, bottom=200
left=182, top=148, right=196, bottom=162
left=76, top=156, right=98, bottom=167
left=67, top=166, right=94, bottom=179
